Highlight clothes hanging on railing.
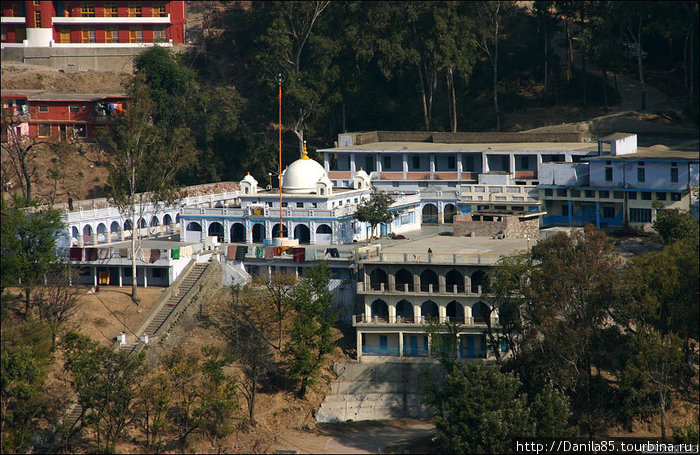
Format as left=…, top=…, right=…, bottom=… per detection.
left=235, top=246, right=248, bottom=260
left=69, top=247, right=82, bottom=261
left=149, top=249, right=161, bottom=263
left=171, top=248, right=180, bottom=259
left=227, top=245, right=237, bottom=260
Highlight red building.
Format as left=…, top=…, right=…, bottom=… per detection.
left=2, top=90, right=128, bottom=142
left=1, top=1, right=186, bottom=47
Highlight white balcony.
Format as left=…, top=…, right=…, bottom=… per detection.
left=52, top=15, right=171, bottom=25
left=1, top=16, right=25, bottom=24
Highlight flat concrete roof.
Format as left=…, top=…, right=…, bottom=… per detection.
left=1, top=89, right=127, bottom=101
left=586, top=145, right=699, bottom=162
left=320, top=141, right=599, bottom=153
left=376, top=233, right=530, bottom=257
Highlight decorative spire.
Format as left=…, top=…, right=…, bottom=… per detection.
left=301, top=141, right=310, bottom=160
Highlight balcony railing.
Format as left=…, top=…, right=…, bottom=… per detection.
left=359, top=252, right=501, bottom=265
left=354, top=313, right=499, bottom=327
left=358, top=281, right=483, bottom=295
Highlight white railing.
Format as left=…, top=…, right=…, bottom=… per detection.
left=353, top=313, right=499, bottom=327
left=359, top=252, right=501, bottom=265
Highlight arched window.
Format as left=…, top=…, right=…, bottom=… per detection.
left=150, top=216, right=160, bottom=227
left=124, top=219, right=132, bottom=231
left=472, top=301, right=490, bottom=324
left=231, top=223, right=246, bottom=242
left=371, top=299, right=388, bottom=321
left=396, top=299, right=413, bottom=321
left=83, top=224, right=93, bottom=236
left=446, top=301, right=464, bottom=323
left=294, top=224, right=310, bottom=244
left=208, top=222, right=224, bottom=242
left=138, top=217, right=147, bottom=228
left=446, top=269, right=464, bottom=293
left=369, top=268, right=388, bottom=291
left=395, top=268, right=413, bottom=291
left=444, top=203, right=457, bottom=223
left=316, top=224, right=332, bottom=234
left=471, top=270, right=486, bottom=294
left=420, top=269, right=438, bottom=292
left=110, top=221, right=120, bottom=233
left=422, top=203, right=438, bottom=224
left=272, top=223, right=288, bottom=238
left=163, top=214, right=173, bottom=226
left=421, top=300, right=438, bottom=320
left=252, top=223, right=265, bottom=243
left=186, top=222, right=202, bottom=231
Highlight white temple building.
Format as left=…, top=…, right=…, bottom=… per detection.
left=179, top=145, right=422, bottom=245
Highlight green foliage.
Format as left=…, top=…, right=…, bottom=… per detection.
left=284, top=262, right=337, bottom=397
left=652, top=209, right=700, bottom=245
left=484, top=252, right=532, bottom=363
left=506, top=226, right=621, bottom=436
left=425, top=362, right=569, bottom=454
left=62, top=331, right=145, bottom=453
left=1, top=319, right=54, bottom=453
left=0, top=195, right=64, bottom=316
left=161, top=346, right=238, bottom=443
left=353, top=187, right=399, bottom=241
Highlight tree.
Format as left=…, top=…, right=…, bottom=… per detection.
left=1, top=320, right=54, bottom=454
left=161, top=346, right=238, bottom=443
left=476, top=1, right=505, bottom=131
left=620, top=329, right=684, bottom=439
left=99, top=76, right=195, bottom=304
left=258, top=273, right=297, bottom=350
left=207, top=284, right=275, bottom=426
left=135, top=372, right=171, bottom=453
left=515, top=226, right=620, bottom=437
left=422, top=362, right=535, bottom=454
left=34, top=263, right=81, bottom=349
left=250, top=1, right=337, bottom=154
left=62, top=331, right=145, bottom=453
left=484, top=252, right=532, bottom=364
left=0, top=195, right=64, bottom=317
left=284, top=262, right=337, bottom=398
left=1, top=107, right=40, bottom=203
left=652, top=209, right=699, bottom=245
left=353, top=187, right=399, bottom=243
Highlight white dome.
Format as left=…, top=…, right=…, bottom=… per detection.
left=355, top=168, right=369, bottom=178
left=282, top=146, right=329, bottom=194
left=242, top=173, right=258, bottom=184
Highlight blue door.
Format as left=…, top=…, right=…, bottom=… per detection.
left=467, top=336, right=475, bottom=357
left=380, top=222, right=388, bottom=236
left=380, top=335, right=388, bottom=351
left=410, top=335, right=418, bottom=356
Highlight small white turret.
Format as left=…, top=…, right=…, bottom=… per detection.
left=240, top=172, right=258, bottom=195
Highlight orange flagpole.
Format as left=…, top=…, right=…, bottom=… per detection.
left=278, top=76, right=283, bottom=239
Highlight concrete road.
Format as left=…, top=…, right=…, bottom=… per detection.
left=321, top=420, right=435, bottom=454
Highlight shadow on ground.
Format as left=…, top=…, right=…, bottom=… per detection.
left=318, top=419, right=435, bottom=454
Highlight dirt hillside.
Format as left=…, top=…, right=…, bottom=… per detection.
left=1, top=62, right=130, bottom=92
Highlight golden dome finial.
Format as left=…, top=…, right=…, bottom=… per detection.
left=301, top=141, right=310, bottom=160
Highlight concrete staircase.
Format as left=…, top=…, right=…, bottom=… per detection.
left=143, top=263, right=208, bottom=337
left=316, top=361, right=441, bottom=423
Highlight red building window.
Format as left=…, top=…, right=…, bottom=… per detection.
left=34, top=11, right=41, bottom=28
left=104, top=2, right=118, bottom=17
left=81, top=2, right=95, bottom=17
left=105, top=26, right=118, bottom=43
left=152, top=2, right=167, bottom=17
left=128, top=3, right=142, bottom=17
left=153, top=26, right=166, bottom=42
